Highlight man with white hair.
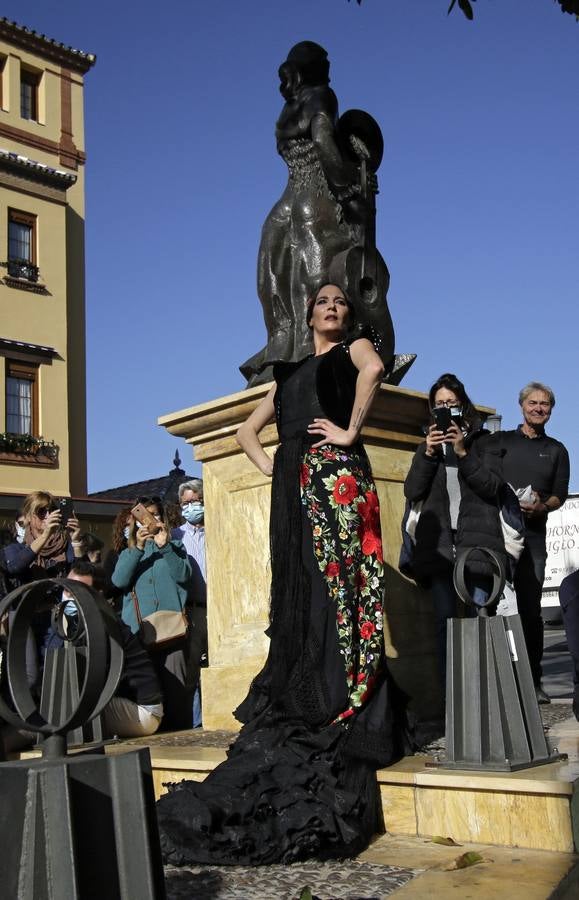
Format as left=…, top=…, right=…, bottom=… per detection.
left=498, top=382, right=570, bottom=704
left=172, top=479, right=206, bottom=726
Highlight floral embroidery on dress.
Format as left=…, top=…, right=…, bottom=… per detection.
left=300, top=444, right=385, bottom=721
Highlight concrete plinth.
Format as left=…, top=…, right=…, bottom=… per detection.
left=159, top=383, right=492, bottom=731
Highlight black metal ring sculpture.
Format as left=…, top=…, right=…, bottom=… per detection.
left=0, top=578, right=123, bottom=752
left=453, top=547, right=506, bottom=610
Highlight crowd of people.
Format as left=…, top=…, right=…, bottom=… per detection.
left=0, top=480, right=207, bottom=751
left=0, top=280, right=575, bottom=867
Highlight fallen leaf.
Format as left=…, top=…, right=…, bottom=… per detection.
left=442, top=851, right=485, bottom=871
left=298, top=888, right=313, bottom=900
left=431, top=835, right=462, bottom=846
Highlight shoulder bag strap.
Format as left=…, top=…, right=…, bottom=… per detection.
left=131, top=588, right=144, bottom=626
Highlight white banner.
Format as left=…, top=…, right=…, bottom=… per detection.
left=542, top=494, right=579, bottom=601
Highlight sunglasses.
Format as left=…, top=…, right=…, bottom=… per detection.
left=35, top=507, right=54, bottom=520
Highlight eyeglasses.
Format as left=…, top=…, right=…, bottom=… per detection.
left=433, top=401, right=461, bottom=409
left=35, top=507, right=51, bottom=520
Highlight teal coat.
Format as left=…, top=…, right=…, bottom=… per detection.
left=112, top=539, right=192, bottom=635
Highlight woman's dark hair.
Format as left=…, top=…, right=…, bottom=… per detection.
left=111, top=507, right=132, bottom=554
left=305, top=281, right=356, bottom=329
left=428, top=373, right=481, bottom=431
left=79, top=532, right=104, bottom=553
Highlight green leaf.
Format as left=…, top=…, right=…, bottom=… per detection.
left=432, top=835, right=462, bottom=846
left=299, top=888, right=313, bottom=900
left=443, top=851, right=485, bottom=871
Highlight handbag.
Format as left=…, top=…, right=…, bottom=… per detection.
left=131, top=589, right=188, bottom=651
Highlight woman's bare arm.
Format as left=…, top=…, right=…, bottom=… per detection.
left=307, top=338, right=384, bottom=448
left=236, top=386, right=277, bottom=476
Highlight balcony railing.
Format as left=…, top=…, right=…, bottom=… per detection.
left=6, top=258, right=39, bottom=283
left=0, top=433, right=59, bottom=467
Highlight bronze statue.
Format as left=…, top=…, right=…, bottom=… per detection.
left=241, top=41, right=408, bottom=385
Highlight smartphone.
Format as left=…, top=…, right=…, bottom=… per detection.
left=57, top=497, right=75, bottom=527
left=432, top=406, right=452, bottom=433
left=130, top=503, right=162, bottom=534
left=449, top=407, right=463, bottom=428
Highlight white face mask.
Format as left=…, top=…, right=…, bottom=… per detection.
left=15, top=522, right=26, bottom=543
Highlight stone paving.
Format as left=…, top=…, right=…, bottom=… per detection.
left=164, top=860, right=422, bottom=900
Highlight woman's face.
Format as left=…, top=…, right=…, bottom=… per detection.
left=309, top=284, right=350, bottom=336
left=433, top=387, right=461, bottom=410
left=29, top=504, right=52, bottom=533
left=146, top=505, right=162, bottom=524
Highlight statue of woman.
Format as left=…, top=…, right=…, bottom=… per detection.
left=241, top=42, right=395, bottom=385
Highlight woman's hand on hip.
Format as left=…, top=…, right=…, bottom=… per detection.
left=307, top=418, right=356, bottom=448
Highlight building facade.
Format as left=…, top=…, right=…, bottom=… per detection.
left=0, top=18, right=95, bottom=498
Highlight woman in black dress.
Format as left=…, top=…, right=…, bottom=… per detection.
left=157, top=283, right=405, bottom=865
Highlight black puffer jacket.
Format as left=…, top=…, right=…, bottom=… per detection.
left=403, top=429, right=505, bottom=581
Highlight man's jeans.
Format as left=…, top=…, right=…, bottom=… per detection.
left=513, top=531, right=547, bottom=686
left=559, top=570, right=579, bottom=698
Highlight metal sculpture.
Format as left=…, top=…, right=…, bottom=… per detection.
left=240, top=41, right=409, bottom=385
left=0, top=578, right=166, bottom=899
left=444, top=549, right=562, bottom=772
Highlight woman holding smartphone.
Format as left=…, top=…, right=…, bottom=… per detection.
left=111, top=496, right=192, bottom=730
left=403, top=373, right=506, bottom=678
left=0, top=490, right=84, bottom=688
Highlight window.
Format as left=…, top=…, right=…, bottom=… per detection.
left=20, top=68, right=39, bottom=121
left=0, top=57, right=6, bottom=110
left=5, top=360, right=38, bottom=435
left=7, top=209, right=38, bottom=282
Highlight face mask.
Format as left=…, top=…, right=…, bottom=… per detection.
left=15, top=522, right=26, bottom=543
left=62, top=589, right=78, bottom=617
left=182, top=501, right=204, bottom=525
left=123, top=525, right=130, bottom=540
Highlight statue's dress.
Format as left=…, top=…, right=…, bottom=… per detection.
left=157, top=334, right=406, bottom=866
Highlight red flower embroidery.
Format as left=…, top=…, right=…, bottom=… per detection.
left=325, top=561, right=340, bottom=579
left=359, top=675, right=376, bottom=704
left=358, top=490, right=384, bottom=562
left=333, top=475, right=358, bottom=506
left=337, top=611, right=344, bottom=625
left=300, top=464, right=310, bottom=487
left=357, top=672, right=367, bottom=684
left=323, top=449, right=337, bottom=460
left=360, top=621, right=375, bottom=640
left=355, top=570, right=367, bottom=589
left=344, top=555, right=353, bottom=567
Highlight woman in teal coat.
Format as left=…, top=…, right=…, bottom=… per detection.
left=112, top=496, right=192, bottom=730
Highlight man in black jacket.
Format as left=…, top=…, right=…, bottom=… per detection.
left=499, top=382, right=570, bottom=704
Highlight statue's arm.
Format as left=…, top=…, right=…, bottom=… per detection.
left=311, top=112, right=356, bottom=196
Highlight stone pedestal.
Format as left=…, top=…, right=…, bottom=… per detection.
left=159, top=384, right=493, bottom=731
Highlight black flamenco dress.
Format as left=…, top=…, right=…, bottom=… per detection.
left=157, top=336, right=407, bottom=866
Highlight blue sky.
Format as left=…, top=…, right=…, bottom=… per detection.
left=8, top=1, right=579, bottom=490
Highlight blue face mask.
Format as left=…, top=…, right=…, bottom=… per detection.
left=15, top=522, right=26, bottom=544
left=182, top=501, right=204, bottom=525
left=62, top=590, right=78, bottom=618
left=123, top=525, right=130, bottom=540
